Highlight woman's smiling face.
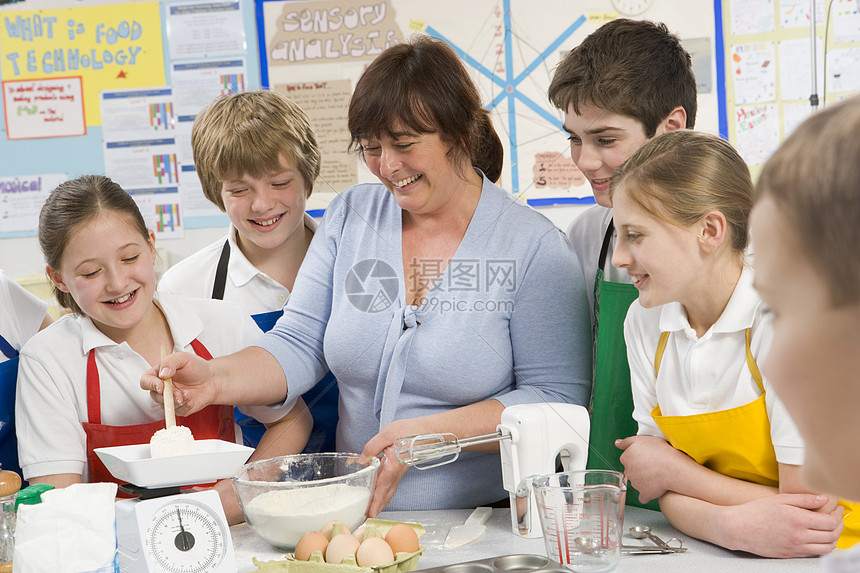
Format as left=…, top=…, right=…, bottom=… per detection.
left=361, top=128, right=472, bottom=216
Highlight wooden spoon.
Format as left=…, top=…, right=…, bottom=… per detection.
left=161, top=345, right=176, bottom=429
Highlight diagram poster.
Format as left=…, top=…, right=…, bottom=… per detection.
left=0, top=2, right=165, bottom=126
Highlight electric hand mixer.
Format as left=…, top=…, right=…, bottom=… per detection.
left=394, top=402, right=590, bottom=538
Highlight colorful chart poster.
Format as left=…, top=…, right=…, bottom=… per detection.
left=100, top=87, right=175, bottom=142
left=0, top=2, right=165, bottom=126
left=3, top=77, right=85, bottom=139
left=171, top=59, right=246, bottom=117
left=166, top=1, right=246, bottom=60
left=128, top=187, right=184, bottom=239
left=104, top=137, right=180, bottom=190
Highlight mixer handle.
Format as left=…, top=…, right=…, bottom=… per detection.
left=394, top=430, right=510, bottom=470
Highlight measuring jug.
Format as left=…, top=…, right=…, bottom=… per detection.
left=527, top=470, right=626, bottom=573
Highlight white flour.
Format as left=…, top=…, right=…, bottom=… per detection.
left=244, top=483, right=371, bottom=549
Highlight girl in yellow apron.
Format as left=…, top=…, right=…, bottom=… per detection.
left=609, top=130, right=855, bottom=557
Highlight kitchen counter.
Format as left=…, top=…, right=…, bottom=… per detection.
left=232, top=506, right=821, bottom=572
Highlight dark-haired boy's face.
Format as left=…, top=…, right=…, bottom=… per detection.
left=752, top=195, right=860, bottom=501
left=563, top=103, right=651, bottom=208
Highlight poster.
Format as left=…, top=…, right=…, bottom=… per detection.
left=0, top=2, right=165, bottom=125
left=171, top=59, right=247, bottom=116
left=100, top=87, right=175, bottom=142
left=166, top=1, right=247, bottom=60
left=730, top=0, right=774, bottom=35
left=104, top=137, right=181, bottom=190
left=731, top=42, right=776, bottom=104
left=266, top=0, right=404, bottom=66
left=778, top=38, right=823, bottom=102
left=0, top=173, right=67, bottom=235
left=734, top=104, right=780, bottom=165
left=3, top=76, right=85, bottom=139
left=129, top=187, right=184, bottom=239
left=826, top=48, right=860, bottom=93
left=276, top=79, right=356, bottom=195
left=780, top=0, right=825, bottom=28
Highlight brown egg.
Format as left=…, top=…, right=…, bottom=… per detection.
left=356, top=536, right=395, bottom=566
left=320, top=519, right=350, bottom=540
left=384, top=523, right=420, bottom=554
left=325, top=533, right=360, bottom=564
left=295, top=531, right=329, bottom=561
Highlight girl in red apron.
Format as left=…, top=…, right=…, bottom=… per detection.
left=609, top=131, right=854, bottom=557
left=16, top=175, right=311, bottom=525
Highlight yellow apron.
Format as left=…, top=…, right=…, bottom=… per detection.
left=652, top=329, right=858, bottom=548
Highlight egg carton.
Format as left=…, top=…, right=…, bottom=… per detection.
left=413, top=554, right=567, bottom=573
left=252, top=519, right=425, bottom=573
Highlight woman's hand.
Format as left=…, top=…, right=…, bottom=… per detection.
left=617, top=434, right=690, bottom=502
left=358, top=419, right=424, bottom=517
left=139, top=351, right=218, bottom=416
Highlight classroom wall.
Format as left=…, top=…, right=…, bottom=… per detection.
left=0, top=0, right=721, bottom=285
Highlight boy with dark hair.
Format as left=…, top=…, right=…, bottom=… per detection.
left=547, top=19, right=695, bottom=507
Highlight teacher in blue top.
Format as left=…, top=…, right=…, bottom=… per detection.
left=142, top=35, right=592, bottom=515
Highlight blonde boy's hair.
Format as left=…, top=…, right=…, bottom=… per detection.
left=756, top=96, right=860, bottom=307
left=191, top=90, right=321, bottom=210
left=609, top=130, right=753, bottom=256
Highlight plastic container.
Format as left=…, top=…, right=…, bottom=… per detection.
left=0, top=469, right=22, bottom=571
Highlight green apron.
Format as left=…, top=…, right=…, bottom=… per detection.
left=585, top=221, right=660, bottom=511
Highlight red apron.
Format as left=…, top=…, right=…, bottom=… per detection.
left=83, top=338, right=235, bottom=492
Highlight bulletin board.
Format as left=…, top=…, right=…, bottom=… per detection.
left=719, top=0, right=860, bottom=173
left=1, top=0, right=719, bottom=243
left=0, top=0, right=260, bottom=241
left=254, top=0, right=720, bottom=212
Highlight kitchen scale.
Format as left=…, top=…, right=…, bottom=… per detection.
left=95, top=439, right=254, bottom=573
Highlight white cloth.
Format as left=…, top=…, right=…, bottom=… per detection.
left=623, top=266, right=804, bottom=465
left=566, top=205, right=632, bottom=326
left=16, top=292, right=295, bottom=480
left=13, top=482, right=118, bottom=573
left=0, top=270, right=47, bottom=359
left=158, top=214, right=318, bottom=316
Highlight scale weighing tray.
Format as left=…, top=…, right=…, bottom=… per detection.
left=95, top=439, right=254, bottom=488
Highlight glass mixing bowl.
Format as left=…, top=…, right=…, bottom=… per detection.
left=232, top=453, right=380, bottom=550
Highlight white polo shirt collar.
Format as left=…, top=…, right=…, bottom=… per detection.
left=77, top=291, right=205, bottom=354
left=658, top=266, right=758, bottom=338
left=226, top=213, right=319, bottom=289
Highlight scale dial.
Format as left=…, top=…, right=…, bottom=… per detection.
left=145, top=498, right=228, bottom=573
